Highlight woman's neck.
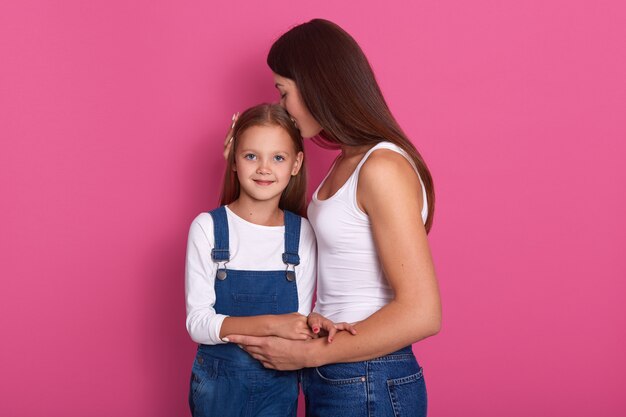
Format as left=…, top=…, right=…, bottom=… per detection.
left=340, top=144, right=374, bottom=159
left=228, top=197, right=284, bottom=226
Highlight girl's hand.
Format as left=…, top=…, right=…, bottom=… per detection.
left=223, top=112, right=239, bottom=160
left=271, top=313, right=315, bottom=340
left=308, top=312, right=357, bottom=343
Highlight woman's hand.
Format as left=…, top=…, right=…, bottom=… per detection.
left=224, top=335, right=309, bottom=370
left=307, top=312, right=357, bottom=343
left=271, top=313, right=315, bottom=340
left=223, top=112, right=239, bottom=160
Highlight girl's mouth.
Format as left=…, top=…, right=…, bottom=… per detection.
left=253, top=180, right=275, bottom=186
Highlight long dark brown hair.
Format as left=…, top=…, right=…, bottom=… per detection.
left=268, top=18, right=435, bottom=232
left=220, top=104, right=307, bottom=217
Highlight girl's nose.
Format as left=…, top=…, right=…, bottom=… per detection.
left=256, top=163, right=271, bottom=175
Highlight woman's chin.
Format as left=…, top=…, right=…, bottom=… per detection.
left=301, top=128, right=323, bottom=139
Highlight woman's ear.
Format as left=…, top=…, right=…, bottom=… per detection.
left=291, top=151, right=304, bottom=176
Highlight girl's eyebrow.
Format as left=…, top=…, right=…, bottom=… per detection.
left=274, top=83, right=284, bottom=88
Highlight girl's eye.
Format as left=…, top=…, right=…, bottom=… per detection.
left=274, top=155, right=286, bottom=162
left=244, top=153, right=256, bottom=160
left=280, top=92, right=286, bottom=99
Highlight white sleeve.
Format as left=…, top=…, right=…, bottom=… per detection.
left=296, top=219, right=317, bottom=316
left=185, top=214, right=228, bottom=345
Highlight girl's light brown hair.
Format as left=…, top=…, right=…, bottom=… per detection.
left=268, top=19, right=435, bottom=232
left=220, top=104, right=307, bottom=217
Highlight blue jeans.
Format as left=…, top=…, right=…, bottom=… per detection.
left=302, top=346, right=427, bottom=417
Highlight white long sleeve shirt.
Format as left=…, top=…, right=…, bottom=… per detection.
left=185, top=206, right=317, bottom=345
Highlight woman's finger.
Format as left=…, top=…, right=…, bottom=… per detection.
left=223, top=112, right=239, bottom=145
left=223, top=112, right=239, bottom=160
left=225, top=334, right=265, bottom=347
left=299, top=325, right=315, bottom=338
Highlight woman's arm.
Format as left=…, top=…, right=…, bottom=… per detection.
left=227, top=150, right=441, bottom=368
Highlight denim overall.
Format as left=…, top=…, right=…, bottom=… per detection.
left=189, top=206, right=302, bottom=417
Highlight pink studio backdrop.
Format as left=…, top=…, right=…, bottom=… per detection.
left=1, top=1, right=625, bottom=416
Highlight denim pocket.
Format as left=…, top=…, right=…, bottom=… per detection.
left=303, top=365, right=368, bottom=417
left=190, top=353, right=218, bottom=403
left=387, top=367, right=426, bottom=417
left=233, top=293, right=277, bottom=303
left=232, top=293, right=278, bottom=315
left=315, top=363, right=367, bottom=385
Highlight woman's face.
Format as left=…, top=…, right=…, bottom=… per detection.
left=273, top=73, right=322, bottom=139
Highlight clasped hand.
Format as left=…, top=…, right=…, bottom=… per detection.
left=225, top=313, right=357, bottom=370
left=270, top=312, right=357, bottom=342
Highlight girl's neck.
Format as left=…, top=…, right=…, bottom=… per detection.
left=228, top=197, right=284, bottom=226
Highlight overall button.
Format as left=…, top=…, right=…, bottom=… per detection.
left=285, top=271, right=296, bottom=282
left=217, top=270, right=227, bottom=280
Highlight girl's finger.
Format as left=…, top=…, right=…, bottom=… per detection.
left=308, top=318, right=322, bottom=334
left=320, top=319, right=335, bottom=333
left=327, top=326, right=338, bottom=343
left=336, top=322, right=358, bottom=335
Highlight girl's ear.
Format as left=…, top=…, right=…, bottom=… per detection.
left=291, top=151, right=304, bottom=176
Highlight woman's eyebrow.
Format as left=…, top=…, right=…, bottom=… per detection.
left=274, top=83, right=283, bottom=88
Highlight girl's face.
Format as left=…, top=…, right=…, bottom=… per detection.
left=273, top=73, right=322, bottom=138
left=233, top=124, right=303, bottom=206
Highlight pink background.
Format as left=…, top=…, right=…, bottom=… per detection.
left=1, top=1, right=625, bottom=416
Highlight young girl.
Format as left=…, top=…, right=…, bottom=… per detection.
left=184, top=104, right=317, bottom=417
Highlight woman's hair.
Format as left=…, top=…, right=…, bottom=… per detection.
left=220, top=103, right=307, bottom=217
left=267, top=18, right=435, bottom=232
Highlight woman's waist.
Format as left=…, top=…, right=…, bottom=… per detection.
left=314, top=291, right=393, bottom=324
left=305, top=345, right=418, bottom=376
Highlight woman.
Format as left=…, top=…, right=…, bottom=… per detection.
left=226, top=19, right=441, bottom=417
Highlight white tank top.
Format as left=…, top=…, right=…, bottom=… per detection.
left=308, top=142, right=428, bottom=323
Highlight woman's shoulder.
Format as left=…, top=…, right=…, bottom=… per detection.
left=358, top=145, right=423, bottom=208
left=361, top=145, right=418, bottom=181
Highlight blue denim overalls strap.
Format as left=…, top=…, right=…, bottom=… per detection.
left=209, top=205, right=300, bottom=318
left=189, top=206, right=301, bottom=417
